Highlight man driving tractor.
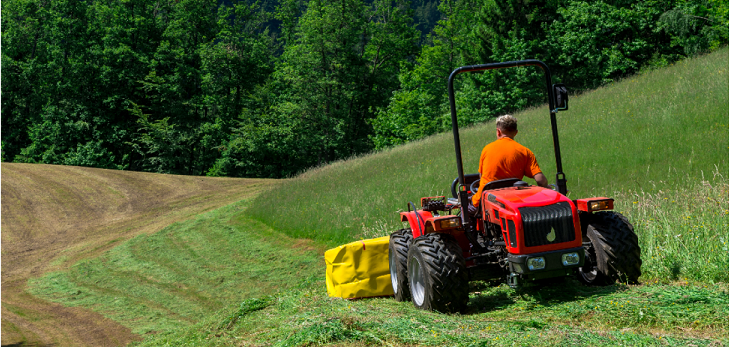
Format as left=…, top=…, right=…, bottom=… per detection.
left=387, top=61, right=640, bottom=313
left=470, top=115, right=549, bottom=213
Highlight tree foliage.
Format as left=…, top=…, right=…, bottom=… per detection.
left=209, top=0, right=419, bottom=177
left=370, top=0, right=727, bottom=149
left=2, top=0, right=725, bottom=175
left=370, top=0, right=476, bottom=148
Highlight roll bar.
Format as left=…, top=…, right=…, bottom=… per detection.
left=447, top=60, right=568, bottom=227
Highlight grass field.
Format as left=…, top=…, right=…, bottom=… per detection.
left=247, top=48, right=728, bottom=249
left=1, top=163, right=273, bottom=346
left=27, top=180, right=729, bottom=346
left=123, top=173, right=727, bottom=346
left=132, top=280, right=729, bottom=346
left=614, top=176, right=729, bottom=283
left=26, top=187, right=727, bottom=347
left=12, top=49, right=729, bottom=346
left=29, top=200, right=323, bottom=336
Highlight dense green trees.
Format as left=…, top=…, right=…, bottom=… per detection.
left=371, top=0, right=728, bottom=149
left=2, top=0, right=726, bottom=176
left=207, top=0, right=419, bottom=177
left=370, top=0, right=476, bottom=148
left=3, top=0, right=276, bottom=174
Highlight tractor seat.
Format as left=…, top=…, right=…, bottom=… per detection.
left=450, top=173, right=480, bottom=199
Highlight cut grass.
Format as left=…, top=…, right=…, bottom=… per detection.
left=28, top=199, right=324, bottom=336
left=132, top=278, right=729, bottom=346
left=130, top=177, right=729, bottom=346
left=247, top=48, right=728, bottom=249
left=28, top=165, right=729, bottom=346
left=2, top=163, right=270, bottom=347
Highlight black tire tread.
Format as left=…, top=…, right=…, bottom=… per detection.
left=411, top=233, right=469, bottom=313
left=588, top=211, right=642, bottom=284
left=390, top=229, right=412, bottom=301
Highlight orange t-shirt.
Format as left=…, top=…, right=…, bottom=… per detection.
left=471, top=137, right=542, bottom=207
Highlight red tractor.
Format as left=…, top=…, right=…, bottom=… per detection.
left=388, top=60, right=642, bottom=313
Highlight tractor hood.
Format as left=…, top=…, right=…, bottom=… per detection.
left=485, top=186, right=566, bottom=210
left=482, top=186, right=581, bottom=255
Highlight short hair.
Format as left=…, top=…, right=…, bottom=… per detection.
left=496, top=115, right=518, bottom=133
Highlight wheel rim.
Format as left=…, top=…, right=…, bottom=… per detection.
left=579, top=266, right=598, bottom=282
left=389, top=250, right=398, bottom=293
left=579, top=251, right=598, bottom=283
left=409, top=255, right=425, bottom=306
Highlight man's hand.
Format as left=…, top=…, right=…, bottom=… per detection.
left=534, top=173, right=549, bottom=188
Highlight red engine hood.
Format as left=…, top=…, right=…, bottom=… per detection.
left=481, top=186, right=581, bottom=255
left=486, top=186, right=565, bottom=209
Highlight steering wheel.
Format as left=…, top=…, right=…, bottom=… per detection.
left=470, top=179, right=481, bottom=196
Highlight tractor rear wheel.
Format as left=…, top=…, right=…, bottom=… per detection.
left=389, top=229, right=412, bottom=302
left=578, top=211, right=642, bottom=285
left=407, top=233, right=469, bottom=313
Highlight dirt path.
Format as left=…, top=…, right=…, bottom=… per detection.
left=1, top=163, right=275, bottom=346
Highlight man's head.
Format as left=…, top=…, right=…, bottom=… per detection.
left=496, top=114, right=518, bottom=138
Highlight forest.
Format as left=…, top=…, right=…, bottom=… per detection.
left=2, top=0, right=727, bottom=178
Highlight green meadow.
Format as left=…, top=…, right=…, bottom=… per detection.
left=29, top=200, right=322, bottom=336
left=30, top=180, right=729, bottom=346
left=28, top=49, right=729, bottom=346
left=614, top=178, right=729, bottom=283
left=248, top=48, right=728, bottom=248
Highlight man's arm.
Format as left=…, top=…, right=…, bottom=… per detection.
left=534, top=172, right=549, bottom=188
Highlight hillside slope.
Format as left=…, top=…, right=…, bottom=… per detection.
left=125, top=48, right=729, bottom=346
left=5, top=49, right=728, bottom=347
left=248, top=48, right=728, bottom=246
left=1, top=163, right=273, bottom=346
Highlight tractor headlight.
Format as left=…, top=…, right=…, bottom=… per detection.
left=527, top=257, right=545, bottom=270
left=562, top=252, right=580, bottom=266
left=439, top=217, right=462, bottom=229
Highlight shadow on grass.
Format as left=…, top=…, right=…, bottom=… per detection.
left=465, top=277, right=623, bottom=315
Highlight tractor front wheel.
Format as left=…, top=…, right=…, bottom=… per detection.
left=578, top=211, right=642, bottom=285
left=389, top=229, right=412, bottom=302
left=407, top=233, right=469, bottom=313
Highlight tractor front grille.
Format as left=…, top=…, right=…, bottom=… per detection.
left=519, top=202, right=576, bottom=247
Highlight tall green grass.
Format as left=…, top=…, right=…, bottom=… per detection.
left=614, top=171, right=729, bottom=283
left=248, top=48, right=728, bottom=251
left=29, top=200, right=322, bottom=335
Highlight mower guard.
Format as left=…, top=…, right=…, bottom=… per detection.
left=325, top=236, right=394, bottom=299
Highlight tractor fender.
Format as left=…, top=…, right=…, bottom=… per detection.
left=399, top=210, right=433, bottom=238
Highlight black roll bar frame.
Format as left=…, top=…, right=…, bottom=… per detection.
left=447, top=60, right=568, bottom=228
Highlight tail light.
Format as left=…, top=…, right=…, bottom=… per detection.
left=575, top=198, right=614, bottom=212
